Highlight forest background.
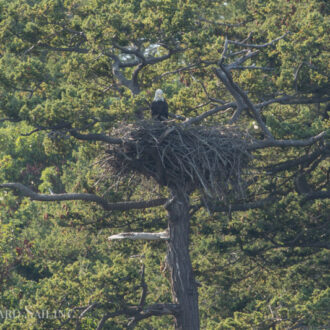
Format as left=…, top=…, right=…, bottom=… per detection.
left=0, top=0, right=329, bottom=329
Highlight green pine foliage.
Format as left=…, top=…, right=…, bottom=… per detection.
left=0, top=0, right=329, bottom=328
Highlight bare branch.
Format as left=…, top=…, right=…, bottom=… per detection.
left=69, top=129, right=123, bottom=145
left=112, top=43, right=146, bottom=62
left=217, top=63, right=274, bottom=138
left=108, top=231, right=169, bottom=241
left=262, top=144, right=329, bottom=173
left=127, top=304, right=180, bottom=328
left=132, top=63, right=145, bottom=87
left=247, top=131, right=327, bottom=150
left=0, top=183, right=167, bottom=211
left=154, top=62, right=201, bottom=81
left=182, top=102, right=236, bottom=127
left=257, top=95, right=330, bottom=108
left=16, top=120, right=123, bottom=145
left=227, top=32, right=290, bottom=49
left=144, top=49, right=176, bottom=65
left=97, top=311, right=124, bottom=330
left=75, top=303, right=99, bottom=330
left=109, top=54, right=141, bottom=94
left=227, top=50, right=259, bottom=69
left=301, top=190, right=330, bottom=203
left=220, top=36, right=229, bottom=61
left=230, top=65, right=274, bottom=71
left=96, top=303, right=179, bottom=329
left=191, top=94, right=330, bottom=125
left=195, top=79, right=226, bottom=104
left=106, top=44, right=182, bottom=93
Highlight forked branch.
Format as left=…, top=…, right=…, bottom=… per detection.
left=227, top=32, right=290, bottom=48
left=216, top=63, right=274, bottom=138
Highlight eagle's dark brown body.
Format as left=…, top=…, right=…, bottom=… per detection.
left=151, top=100, right=168, bottom=121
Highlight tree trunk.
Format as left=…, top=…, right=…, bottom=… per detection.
left=166, top=188, right=200, bottom=330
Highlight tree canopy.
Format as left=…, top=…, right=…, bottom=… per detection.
left=0, top=0, right=329, bottom=329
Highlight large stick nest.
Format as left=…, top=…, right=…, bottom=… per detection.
left=104, top=121, right=252, bottom=199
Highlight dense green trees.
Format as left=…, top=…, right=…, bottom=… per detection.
left=0, top=0, right=329, bottom=329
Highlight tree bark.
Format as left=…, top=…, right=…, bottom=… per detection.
left=166, top=188, right=200, bottom=330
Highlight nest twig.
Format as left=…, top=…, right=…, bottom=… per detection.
left=103, top=121, right=252, bottom=200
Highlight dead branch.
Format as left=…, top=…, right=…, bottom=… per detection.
left=108, top=231, right=169, bottom=241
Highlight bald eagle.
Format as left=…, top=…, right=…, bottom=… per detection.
left=151, top=89, right=168, bottom=121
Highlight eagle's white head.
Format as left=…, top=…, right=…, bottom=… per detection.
left=154, top=89, right=164, bottom=101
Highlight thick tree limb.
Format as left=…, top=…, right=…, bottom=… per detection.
left=247, top=131, right=327, bottom=150
left=105, top=44, right=182, bottom=94
left=0, top=183, right=167, bottom=211
left=69, top=129, right=123, bottom=145
left=112, top=43, right=146, bottom=61
left=18, top=120, right=122, bottom=145
left=228, top=94, right=329, bottom=123
left=108, top=231, right=169, bottom=241
left=217, top=63, right=274, bottom=138
left=213, top=68, right=245, bottom=112
left=14, top=120, right=123, bottom=145
left=301, top=190, right=330, bottom=203
left=108, top=54, right=141, bottom=94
